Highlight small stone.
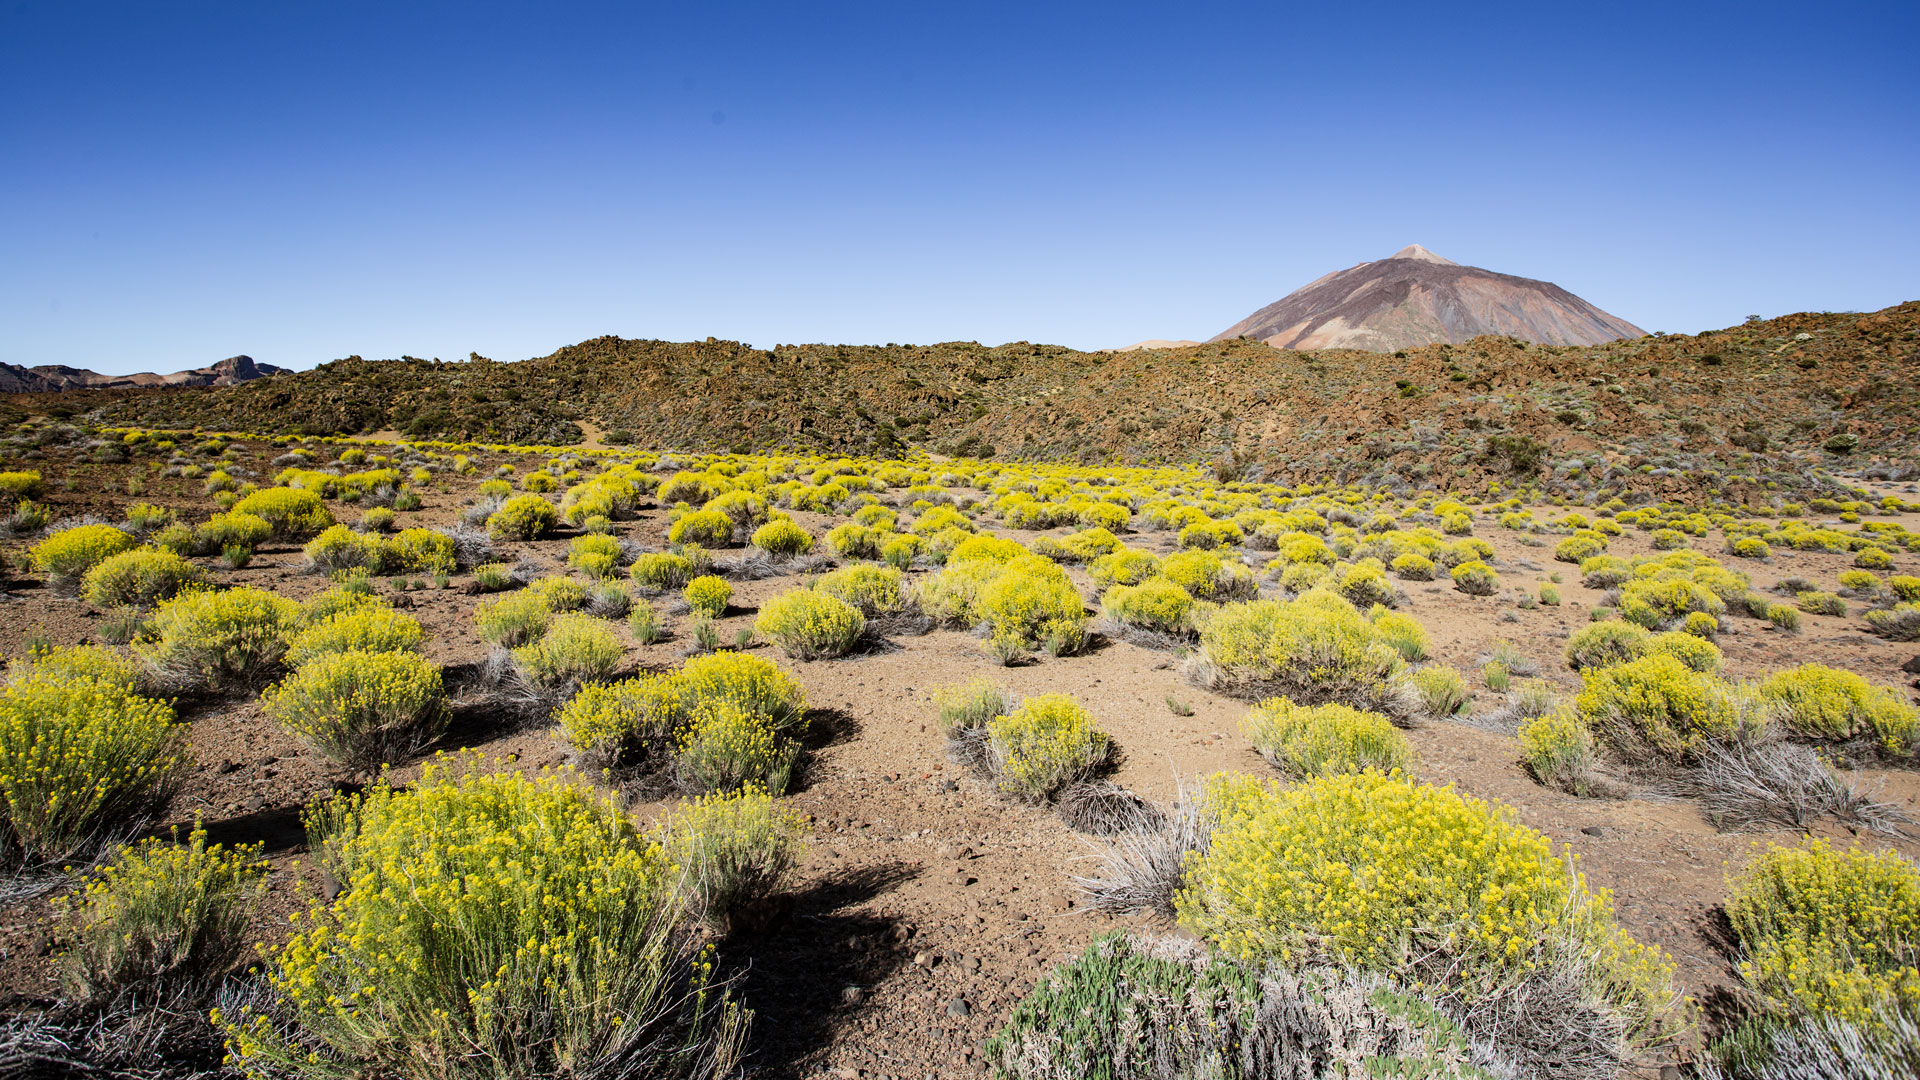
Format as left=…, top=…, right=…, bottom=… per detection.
left=961, top=955, right=980, bottom=972
left=840, top=984, right=864, bottom=1006
left=914, top=950, right=938, bottom=968
left=1901, top=654, right=1920, bottom=675
left=1581, top=825, right=1606, bottom=837
left=243, top=794, right=268, bottom=813
left=945, top=996, right=970, bottom=1019
left=1660, top=1067, right=1681, bottom=1080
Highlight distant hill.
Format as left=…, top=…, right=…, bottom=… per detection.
left=1210, top=245, right=1646, bottom=352
left=54, top=303, right=1920, bottom=499
left=0, top=355, right=284, bottom=394
left=1116, top=339, right=1201, bottom=352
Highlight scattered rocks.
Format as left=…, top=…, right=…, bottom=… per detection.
left=945, top=996, right=970, bottom=1019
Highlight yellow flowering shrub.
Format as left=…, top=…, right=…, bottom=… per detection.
left=986, top=693, right=1111, bottom=802
left=1176, top=771, right=1677, bottom=1041
left=302, top=524, right=383, bottom=573
left=485, top=493, right=557, bottom=541
left=750, top=518, right=813, bottom=557
left=668, top=508, right=734, bottom=547
left=825, top=522, right=884, bottom=560
left=80, top=546, right=205, bottom=608
left=661, top=785, right=806, bottom=928
left=754, top=588, right=865, bottom=660
left=1620, top=577, right=1726, bottom=630
left=1407, top=663, right=1470, bottom=718
left=1565, top=619, right=1652, bottom=670
left=673, top=702, right=800, bottom=794
left=556, top=676, right=681, bottom=767
left=7, top=643, right=142, bottom=690
left=474, top=591, right=552, bottom=647
left=1726, top=839, right=1919, bottom=1027
left=683, top=574, right=733, bottom=618
left=1102, top=578, right=1193, bottom=635
left=1369, top=607, right=1430, bottom=661
left=1088, top=547, right=1160, bottom=589
left=135, top=586, right=300, bottom=688
left=1517, top=708, right=1601, bottom=796
left=527, top=574, right=588, bottom=612
left=1574, top=654, right=1770, bottom=763
left=672, top=652, right=807, bottom=735
left=1450, top=560, right=1500, bottom=596
left=0, top=470, right=44, bottom=499
left=384, top=527, right=455, bottom=574
left=195, top=510, right=273, bottom=553
left=285, top=607, right=425, bottom=666
left=1194, top=589, right=1409, bottom=715
left=925, top=553, right=1087, bottom=654
left=567, top=533, right=623, bottom=579
left=1760, top=664, right=1917, bottom=755
left=31, top=524, right=139, bottom=587
left=264, top=650, right=446, bottom=771
left=0, top=672, right=184, bottom=862
left=53, top=825, right=267, bottom=1002
left=220, top=759, right=745, bottom=1079
left=1242, top=699, right=1411, bottom=778
left=230, top=487, right=333, bottom=537
left=510, top=613, right=622, bottom=687
left=1648, top=628, right=1723, bottom=673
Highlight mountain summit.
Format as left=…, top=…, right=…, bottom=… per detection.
left=1209, top=246, right=1645, bottom=352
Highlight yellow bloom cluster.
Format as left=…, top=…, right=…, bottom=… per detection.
left=986, top=693, right=1110, bottom=802
left=135, top=586, right=301, bottom=688
left=567, top=533, right=624, bottom=579
left=668, top=508, right=734, bottom=547
left=628, top=551, right=695, bottom=590
left=1727, top=839, right=1920, bottom=1027
left=230, top=486, right=334, bottom=537
left=812, top=564, right=908, bottom=616
left=1574, top=654, right=1770, bottom=763
left=510, top=613, right=622, bottom=687
left=683, top=574, right=733, bottom=618
left=922, top=549, right=1086, bottom=655
left=754, top=588, right=865, bottom=661
left=1195, top=588, right=1408, bottom=714
left=0, top=671, right=183, bottom=861
left=558, top=651, right=806, bottom=781
left=1761, top=664, right=1917, bottom=755
left=1102, top=578, right=1193, bottom=635
left=31, top=524, right=139, bottom=584
left=1243, top=699, right=1411, bottom=778
left=674, top=702, right=800, bottom=793
left=485, top=493, right=557, bottom=540
left=80, top=545, right=205, bottom=608
left=285, top=608, right=425, bottom=667
left=263, top=650, right=446, bottom=771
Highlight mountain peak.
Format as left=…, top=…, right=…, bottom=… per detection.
left=1390, top=244, right=1457, bottom=265
left=1209, top=248, right=1645, bottom=351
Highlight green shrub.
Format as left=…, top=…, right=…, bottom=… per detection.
left=1767, top=601, right=1803, bottom=632
left=1890, top=575, right=1920, bottom=602
left=683, top=575, right=732, bottom=618
left=80, top=546, right=205, bottom=608
left=1176, top=771, right=1676, bottom=1041
left=384, top=528, right=455, bottom=574
left=880, top=534, right=921, bottom=569
left=1450, top=560, right=1499, bottom=596
left=1854, top=546, right=1895, bottom=570
left=1725, top=839, right=1919, bottom=1027
left=511, top=613, right=622, bottom=687
left=629, top=551, right=694, bottom=590
left=933, top=678, right=1012, bottom=734
left=486, top=494, right=557, bottom=541
left=1333, top=559, right=1396, bottom=607
left=231, top=487, right=333, bottom=537
left=1518, top=708, right=1602, bottom=796
left=0, top=672, right=184, bottom=862
left=358, top=506, right=396, bottom=533
left=1242, top=699, right=1411, bottom=777
left=1648, top=628, right=1723, bottom=672
left=1088, top=547, right=1161, bottom=589
left=923, top=552, right=1086, bottom=655
left=1539, top=582, right=1561, bottom=606
left=53, top=826, right=267, bottom=1003
left=1101, top=578, right=1193, bottom=635
left=1574, top=654, right=1769, bottom=764
left=1760, top=664, right=1917, bottom=755
left=1407, top=664, right=1470, bottom=719
left=557, top=653, right=806, bottom=773
left=471, top=562, right=515, bottom=592
left=628, top=601, right=665, bottom=645
left=1369, top=608, right=1430, bottom=662
left=667, top=509, right=733, bottom=547
left=1565, top=620, right=1652, bottom=670
left=1554, top=532, right=1609, bottom=563
left=303, top=524, right=383, bottom=573
left=813, top=564, right=911, bottom=617
left=1389, top=552, right=1435, bottom=580
left=31, top=524, right=139, bottom=588
left=285, top=608, right=425, bottom=666
left=754, top=589, right=865, bottom=660
left=1160, top=549, right=1254, bottom=602
left=197, top=511, right=273, bottom=553
left=986, top=693, right=1110, bottom=802
left=1728, top=536, right=1772, bottom=559
left=474, top=591, right=552, bottom=647
left=1580, top=555, right=1633, bottom=589
left=264, top=650, right=446, bottom=771
left=527, top=574, right=587, bottom=612
left=824, top=522, right=883, bottom=560
left=673, top=702, right=800, bottom=794
left=219, top=761, right=746, bottom=1079
left=136, top=587, right=300, bottom=688
left=1193, top=590, right=1410, bottom=716
left=661, top=786, right=805, bottom=929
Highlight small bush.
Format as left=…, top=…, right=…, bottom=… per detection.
left=684, top=575, right=732, bottom=618
left=231, top=488, right=333, bottom=537
left=986, top=694, right=1111, bottom=802
left=1450, top=559, right=1499, bottom=595
left=1796, top=590, right=1847, bottom=616
left=1650, top=528, right=1690, bottom=550
left=474, top=591, right=551, bottom=647
left=628, top=600, right=665, bottom=644
left=472, top=561, right=515, bottom=592
left=1890, top=575, right=1920, bottom=602
left=1408, top=664, right=1470, bottom=719
left=1767, top=601, right=1804, bottom=632
left=1761, top=664, right=1917, bottom=756
left=1089, top=547, right=1161, bottom=589
left=1565, top=620, right=1652, bottom=670
left=1863, top=602, right=1920, bottom=640
left=1728, top=536, right=1772, bottom=559
left=1242, top=699, right=1412, bottom=777
left=511, top=613, right=622, bottom=687
left=1575, top=654, right=1769, bottom=765
left=1192, top=590, right=1410, bottom=717
left=754, top=589, right=865, bottom=660
left=486, top=494, right=557, bottom=541
left=933, top=678, right=1012, bottom=734
left=196, top=511, right=273, bottom=554
left=1555, top=533, right=1609, bottom=563
left=303, top=525, right=383, bottom=573
left=661, top=786, right=805, bottom=929
left=528, top=574, right=588, bottom=612
left=264, top=650, right=447, bottom=771
left=1370, top=608, right=1430, bottom=662
left=0, top=672, right=184, bottom=863
left=285, top=608, right=425, bottom=666
left=53, top=826, right=267, bottom=1003
left=813, top=564, right=911, bottom=617
left=136, top=587, right=300, bottom=689
left=668, top=509, right=734, bottom=547
left=629, top=551, right=695, bottom=590
left=81, top=546, right=205, bottom=608
left=750, top=518, right=812, bottom=557
left=1389, top=552, right=1435, bottom=580
left=219, top=760, right=746, bottom=1079
left=1518, top=708, right=1603, bottom=796
left=1101, top=578, right=1193, bottom=635
left=0, top=470, right=45, bottom=499
left=673, top=702, right=800, bottom=794
left=32, top=524, right=139, bottom=588
left=1725, top=839, right=1919, bottom=1027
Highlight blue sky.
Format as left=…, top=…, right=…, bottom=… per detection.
left=4, top=1, right=1916, bottom=374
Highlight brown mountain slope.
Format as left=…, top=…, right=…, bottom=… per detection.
left=60, top=303, right=1920, bottom=499
left=1211, top=245, right=1647, bottom=352
left=0, top=355, right=284, bottom=393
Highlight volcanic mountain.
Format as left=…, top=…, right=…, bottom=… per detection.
left=1209, top=245, right=1646, bottom=352
left=0, top=354, right=286, bottom=394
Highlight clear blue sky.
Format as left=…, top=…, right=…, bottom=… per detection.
left=4, top=1, right=1916, bottom=375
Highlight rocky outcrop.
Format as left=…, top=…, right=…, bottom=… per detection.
left=0, top=355, right=286, bottom=393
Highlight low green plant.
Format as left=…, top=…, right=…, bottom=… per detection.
left=753, top=588, right=865, bottom=660
left=53, top=825, right=268, bottom=1003
left=472, top=562, right=515, bottom=591
left=136, top=586, right=300, bottom=689
left=672, top=702, right=799, bottom=794
left=1242, top=699, right=1412, bottom=777
left=661, top=785, right=805, bottom=929
left=1575, top=653, right=1769, bottom=764
left=511, top=613, right=622, bottom=687
left=1795, top=590, right=1847, bottom=617
left=1518, top=708, right=1602, bottom=796
left=1101, top=578, right=1193, bottom=635
left=667, top=509, right=734, bottom=547
left=231, top=487, right=333, bottom=537
left=629, top=551, right=695, bottom=591
left=80, top=546, right=205, bottom=608
left=749, top=518, right=812, bottom=558
left=628, top=600, right=665, bottom=644
left=474, top=591, right=552, bottom=647
left=933, top=678, right=1012, bottom=734
left=1408, top=664, right=1470, bottom=719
